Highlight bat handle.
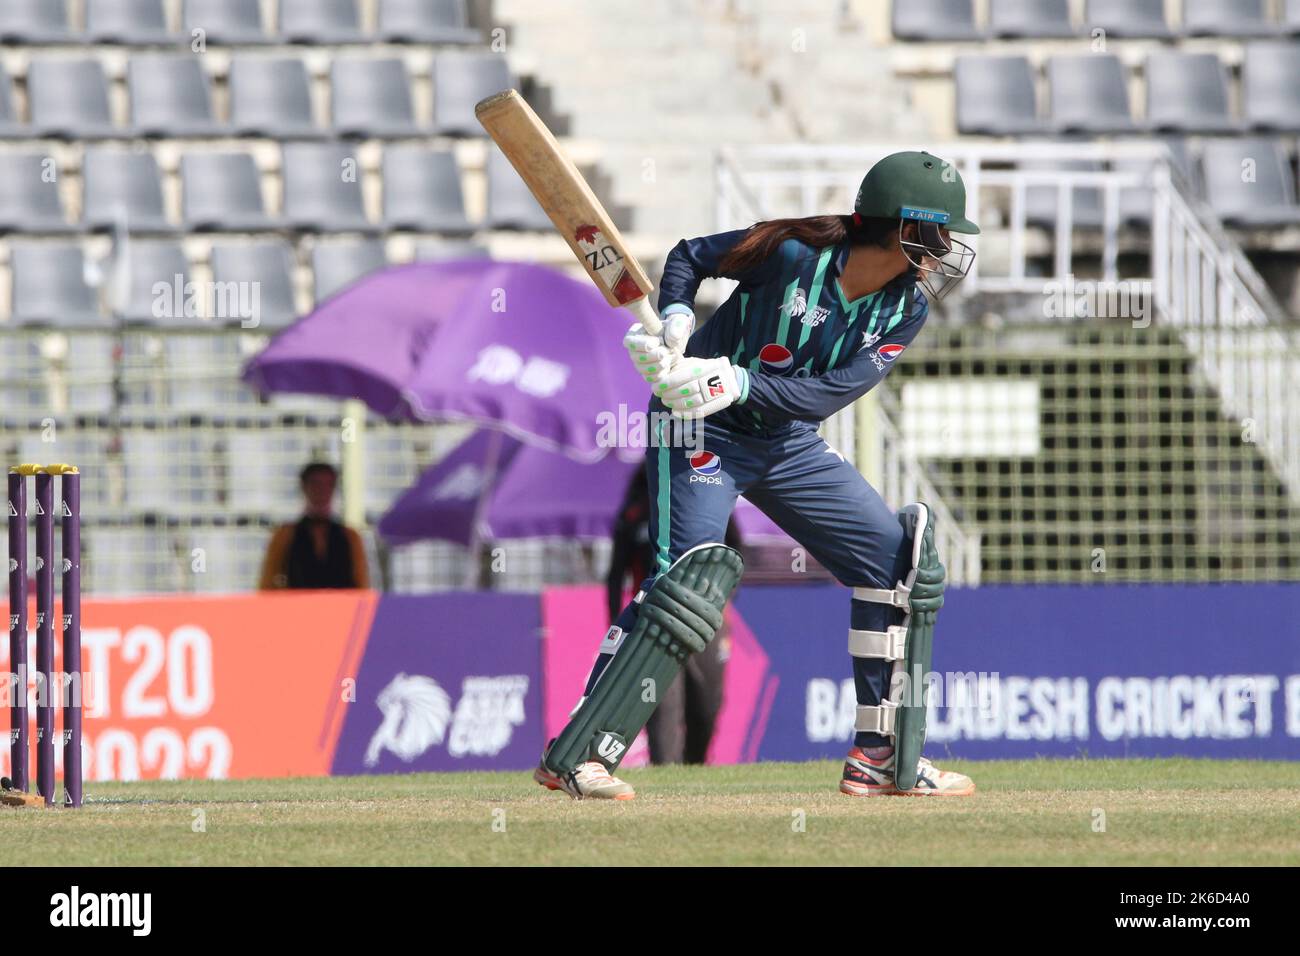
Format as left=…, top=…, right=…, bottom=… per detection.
left=626, top=295, right=662, bottom=336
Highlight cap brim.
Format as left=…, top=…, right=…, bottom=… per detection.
left=949, top=216, right=980, bottom=235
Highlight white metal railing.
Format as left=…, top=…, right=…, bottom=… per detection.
left=716, top=140, right=1178, bottom=293
left=1151, top=164, right=1300, bottom=500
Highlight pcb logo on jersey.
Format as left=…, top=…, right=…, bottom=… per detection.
left=689, top=451, right=723, bottom=485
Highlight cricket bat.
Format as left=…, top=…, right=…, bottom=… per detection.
left=475, top=89, right=662, bottom=335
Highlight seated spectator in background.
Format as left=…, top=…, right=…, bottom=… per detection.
left=259, top=462, right=369, bottom=590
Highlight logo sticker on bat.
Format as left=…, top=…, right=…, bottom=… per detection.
left=574, top=224, right=640, bottom=304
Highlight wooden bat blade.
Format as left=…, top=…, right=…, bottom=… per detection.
left=475, top=89, right=655, bottom=319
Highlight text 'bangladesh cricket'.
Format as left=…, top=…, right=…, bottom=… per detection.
left=536, top=150, right=981, bottom=800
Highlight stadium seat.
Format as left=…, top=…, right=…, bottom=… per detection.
left=1084, top=0, right=1174, bottom=38
left=181, top=152, right=275, bottom=231
left=82, top=149, right=172, bottom=231
left=279, top=0, right=365, bottom=43
left=28, top=59, right=117, bottom=139
left=1286, top=0, right=1300, bottom=34
left=115, top=240, right=192, bottom=324
left=0, top=154, right=71, bottom=232
left=432, top=52, right=512, bottom=136
left=954, top=56, right=1043, bottom=135
left=229, top=57, right=320, bottom=138
left=1145, top=53, right=1238, bottom=133
left=0, top=0, right=72, bottom=43
left=129, top=55, right=220, bottom=136
left=1182, top=0, right=1280, bottom=37
left=484, top=150, right=552, bottom=230
left=1242, top=42, right=1300, bottom=130
left=413, top=239, right=489, bottom=260
left=989, top=0, right=1075, bottom=38
left=9, top=243, right=105, bottom=326
left=1201, top=138, right=1300, bottom=226
left=210, top=241, right=299, bottom=329
left=382, top=146, right=472, bottom=232
left=1047, top=55, right=1136, bottom=134
left=87, top=0, right=178, bottom=44
left=312, top=240, right=388, bottom=300
left=331, top=58, right=420, bottom=138
left=891, top=0, right=983, bottom=40
left=0, top=64, right=20, bottom=136
left=183, top=0, right=269, bottom=44
left=378, top=0, right=480, bottom=44
left=282, top=144, right=374, bottom=232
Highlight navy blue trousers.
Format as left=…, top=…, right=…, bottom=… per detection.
left=588, top=414, right=911, bottom=749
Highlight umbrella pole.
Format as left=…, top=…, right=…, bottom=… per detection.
left=464, top=429, right=505, bottom=590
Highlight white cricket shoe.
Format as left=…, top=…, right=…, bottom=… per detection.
left=534, top=750, right=635, bottom=801
left=839, top=746, right=975, bottom=797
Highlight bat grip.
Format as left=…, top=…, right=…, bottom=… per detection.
left=626, top=296, right=662, bottom=336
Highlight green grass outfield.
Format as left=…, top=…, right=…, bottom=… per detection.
left=1, top=759, right=1296, bottom=866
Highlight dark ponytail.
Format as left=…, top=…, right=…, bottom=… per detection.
left=717, top=214, right=900, bottom=275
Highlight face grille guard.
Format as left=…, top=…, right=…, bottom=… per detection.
left=897, top=207, right=976, bottom=301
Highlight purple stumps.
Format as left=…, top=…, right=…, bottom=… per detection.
left=34, top=470, right=54, bottom=806
left=60, top=469, right=81, bottom=808
left=7, top=469, right=28, bottom=793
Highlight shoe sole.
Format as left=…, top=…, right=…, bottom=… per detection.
left=534, top=767, right=635, bottom=800
left=533, top=767, right=563, bottom=792
left=888, top=782, right=977, bottom=797
left=839, top=780, right=977, bottom=797
left=839, top=780, right=897, bottom=797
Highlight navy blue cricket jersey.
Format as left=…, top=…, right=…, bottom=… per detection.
left=656, top=231, right=928, bottom=433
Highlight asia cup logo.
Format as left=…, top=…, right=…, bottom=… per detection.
left=781, top=288, right=808, bottom=318
left=759, top=344, right=793, bottom=375
left=689, top=451, right=723, bottom=485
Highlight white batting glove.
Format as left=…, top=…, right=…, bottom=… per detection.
left=653, top=356, right=749, bottom=419
left=624, top=323, right=676, bottom=381
left=660, top=308, right=695, bottom=356
left=623, top=307, right=695, bottom=382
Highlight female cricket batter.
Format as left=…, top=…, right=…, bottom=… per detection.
left=535, top=150, right=979, bottom=800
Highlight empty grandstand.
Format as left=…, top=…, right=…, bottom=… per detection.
left=0, top=0, right=1296, bottom=595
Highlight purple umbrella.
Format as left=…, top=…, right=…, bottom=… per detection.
left=378, top=429, right=636, bottom=546
left=379, top=426, right=793, bottom=553
left=243, top=260, right=648, bottom=462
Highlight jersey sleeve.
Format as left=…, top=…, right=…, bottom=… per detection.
left=740, top=291, right=928, bottom=423
left=657, top=229, right=789, bottom=314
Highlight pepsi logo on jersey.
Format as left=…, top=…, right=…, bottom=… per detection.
left=759, top=343, right=793, bottom=375
left=688, top=451, right=724, bottom=485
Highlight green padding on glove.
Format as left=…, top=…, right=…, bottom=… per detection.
left=544, top=544, right=744, bottom=775
left=894, top=504, right=945, bottom=792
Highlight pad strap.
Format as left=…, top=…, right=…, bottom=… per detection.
left=855, top=703, right=897, bottom=735
left=853, top=583, right=913, bottom=609
left=847, top=625, right=907, bottom=661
